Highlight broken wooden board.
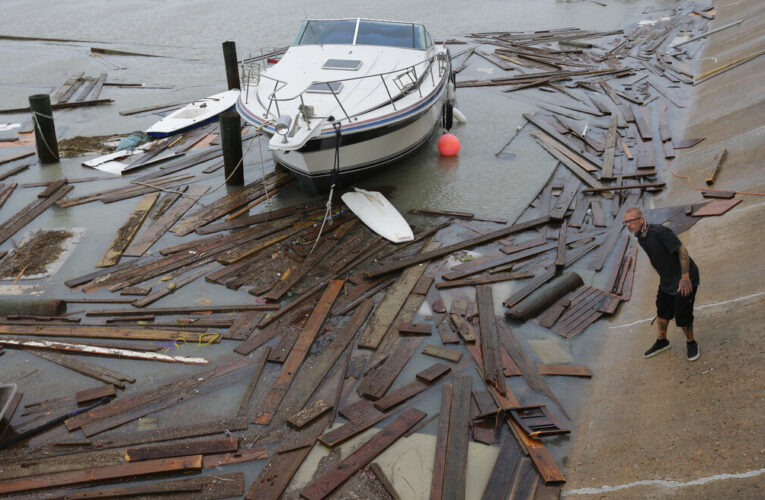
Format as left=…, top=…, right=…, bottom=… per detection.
left=537, top=364, right=593, bottom=377
left=365, top=216, right=551, bottom=278
left=123, top=184, right=209, bottom=257
left=358, top=263, right=427, bottom=349
left=75, top=384, right=116, bottom=405
left=67, top=472, right=244, bottom=500
left=442, top=375, right=472, bottom=500
left=287, top=400, right=333, bottom=429
left=125, top=437, right=238, bottom=461
left=429, top=383, right=453, bottom=500
left=0, top=324, right=219, bottom=342
left=360, top=337, right=421, bottom=400
left=0, top=455, right=203, bottom=495
left=301, top=408, right=426, bottom=500
left=254, top=280, right=344, bottom=425
left=422, top=344, right=462, bottom=363
left=31, top=350, right=134, bottom=388
left=476, top=285, right=506, bottom=396
left=96, top=192, right=160, bottom=267
left=691, top=198, right=741, bottom=217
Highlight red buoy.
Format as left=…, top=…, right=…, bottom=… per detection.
left=438, top=133, right=460, bottom=157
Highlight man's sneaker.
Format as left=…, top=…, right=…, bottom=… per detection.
left=644, top=338, right=671, bottom=358
left=687, top=340, right=699, bottom=361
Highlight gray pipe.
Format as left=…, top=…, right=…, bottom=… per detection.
left=505, top=272, right=583, bottom=321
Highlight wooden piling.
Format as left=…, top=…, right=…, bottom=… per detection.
left=219, top=110, right=244, bottom=186
left=222, top=41, right=241, bottom=90
left=28, top=94, right=59, bottom=163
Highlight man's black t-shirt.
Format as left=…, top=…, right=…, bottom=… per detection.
left=637, top=223, right=699, bottom=295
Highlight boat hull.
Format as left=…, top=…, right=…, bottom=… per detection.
left=271, top=97, right=444, bottom=192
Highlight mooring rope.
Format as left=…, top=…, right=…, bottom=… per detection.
left=308, top=122, right=342, bottom=255
left=31, top=110, right=60, bottom=161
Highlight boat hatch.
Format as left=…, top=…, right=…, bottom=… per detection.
left=322, top=59, right=363, bottom=71
left=307, top=81, right=344, bottom=94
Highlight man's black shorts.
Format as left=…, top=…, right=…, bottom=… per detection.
left=656, top=287, right=697, bottom=327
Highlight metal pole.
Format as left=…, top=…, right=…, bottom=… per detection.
left=219, top=111, right=244, bottom=186
left=672, top=19, right=744, bottom=48
left=222, top=41, right=241, bottom=90
left=28, top=94, right=59, bottom=164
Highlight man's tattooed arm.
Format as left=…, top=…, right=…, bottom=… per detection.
left=678, top=245, right=690, bottom=276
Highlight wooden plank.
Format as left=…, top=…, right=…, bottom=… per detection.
left=476, top=285, right=505, bottom=395
left=125, top=437, right=238, bottom=461
left=331, top=276, right=395, bottom=316
left=123, top=185, right=209, bottom=257
left=531, top=132, right=603, bottom=189
left=254, top=280, right=344, bottom=425
left=632, top=105, right=653, bottom=140
left=422, top=344, right=462, bottom=363
left=0, top=455, right=203, bottom=495
left=502, top=267, right=557, bottom=309
left=442, top=375, right=472, bottom=500
left=398, top=321, right=432, bottom=335
left=589, top=193, right=638, bottom=271
left=691, top=198, right=741, bottom=217
left=202, top=446, right=269, bottom=468
left=302, top=408, right=426, bottom=500
left=237, top=347, right=271, bottom=417
left=245, top=364, right=341, bottom=500
left=87, top=304, right=277, bottom=316
left=416, top=362, right=451, bottom=383
left=436, top=319, right=460, bottom=344
left=68, top=472, right=245, bottom=499
left=358, top=264, right=427, bottom=349
left=0, top=324, right=218, bottom=342
left=601, top=116, right=618, bottom=180
left=507, top=458, right=540, bottom=499
left=537, top=364, right=593, bottom=377
left=96, top=192, right=160, bottom=267
left=430, top=383, right=453, bottom=500
left=590, top=199, right=606, bottom=227
left=361, top=337, right=421, bottom=400
left=365, top=216, right=551, bottom=279
left=373, top=379, right=428, bottom=412
left=413, top=274, right=435, bottom=295
left=550, top=178, right=580, bottom=220
left=0, top=337, right=208, bottom=365
left=70, top=480, right=202, bottom=498
left=635, top=138, right=656, bottom=169
left=0, top=184, right=73, bottom=246
left=481, top=436, right=522, bottom=500
left=435, top=270, right=534, bottom=289
left=0, top=182, right=18, bottom=210
left=75, top=384, right=116, bottom=405
left=581, top=182, right=665, bottom=193
left=705, top=147, right=728, bottom=185
left=66, top=355, right=262, bottom=432
left=444, top=242, right=555, bottom=281
left=555, top=223, right=567, bottom=270
left=31, top=350, right=134, bottom=388
left=319, top=400, right=387, bottom=447
left=287, top=399, right=333, bottom=429
left=500, top=237, right=547, bottom=255
left=463, top=338, right=565, bottom=483
left=449, top=313, right=477, bottom=343
left=701, top=190, right=735, bottom=199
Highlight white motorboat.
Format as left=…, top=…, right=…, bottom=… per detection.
left=147, top=89, right=240, bottom=138
left=237, top=18, right=455, bottom=192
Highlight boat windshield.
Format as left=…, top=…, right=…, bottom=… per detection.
left=296, top=19, right=431, bottom=50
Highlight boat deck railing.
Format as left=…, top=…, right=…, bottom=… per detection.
left=241, top=49, right=450, bottom=125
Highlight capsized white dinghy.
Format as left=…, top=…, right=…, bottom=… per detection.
left=146, top=89, right=240, bottom=138
left=341, top=188, right=413, bottom=243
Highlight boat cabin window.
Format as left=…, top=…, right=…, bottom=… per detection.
left=296, top=20, right=431, bottom=50
left=307, top=81, right=344, bottom=94
left=297, top=20, right=357, bottom=45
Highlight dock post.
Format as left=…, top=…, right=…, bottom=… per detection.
left=222, top=41, right=241, bottom=90
left=219, top=110, right=244, bottom=186
left=28, top=94, right=60, bottom=164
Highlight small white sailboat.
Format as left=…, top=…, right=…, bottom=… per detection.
left=341, top=188, right=413, bottom=243
left=146, top=89, right=240, bottom=138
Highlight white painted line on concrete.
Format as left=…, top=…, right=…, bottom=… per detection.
left=610, top=291, right=765, bottom=329
left=564, top=468, right=765, bottom=496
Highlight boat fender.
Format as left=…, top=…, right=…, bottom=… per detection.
left=453, top=107, right=467, bottom=124
left=447, top=80, right=456, bottom=104
left=442, top=101, right=453, bottom=131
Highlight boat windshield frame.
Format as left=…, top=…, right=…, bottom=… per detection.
left=295, top=18, right=432, bottom=50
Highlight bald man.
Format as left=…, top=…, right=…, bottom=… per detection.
left=623, top=207, right=700, bottom=361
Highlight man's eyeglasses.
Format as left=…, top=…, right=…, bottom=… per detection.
left=623, top=217, right=642, bottom=226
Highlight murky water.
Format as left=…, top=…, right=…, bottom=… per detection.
left=1, top=0, right=677, bottom=494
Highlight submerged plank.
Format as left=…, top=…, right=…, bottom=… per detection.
left=301, top=408, right=426, bottom=500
